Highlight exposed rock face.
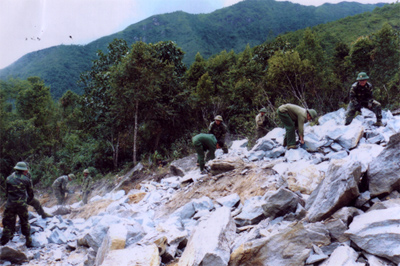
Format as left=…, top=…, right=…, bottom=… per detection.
left=305, top=159, right=362, bottom=222
left=367, top=132, right=400, bottom=197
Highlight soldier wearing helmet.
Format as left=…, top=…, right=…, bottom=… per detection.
left=81, top=169, right=93, bottom=205
left=255, top=107, right=269, bottom=139
left=277, top=104, right=317, bottom=150
left=208, top=115, right=228, bottom=154
left=1, top=162, right=34, bottom=247
left=345, top=72, right=383, bottom=127
left=19, top=162, right=53, bottom=218
left=52, top=173, right=75, bottom=205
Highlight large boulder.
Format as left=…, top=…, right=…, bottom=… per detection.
left=367, top=133, right=400, bottom=197
left=261, top=188, right=300, bottom=219
left=319, top=245, right=363, bottom=266
left=345, top=207, right=400, bottom=264
left=229, top=222, right=330, bottom=266
left=178, top=207, right=236, bottom=266
left=305, top=159, right=362, bottom=222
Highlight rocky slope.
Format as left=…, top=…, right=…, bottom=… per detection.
left=1, top=107, right=400, bottom=266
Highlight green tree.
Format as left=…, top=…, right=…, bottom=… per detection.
left=79, top=39, right=129, bottom=169
left=110, top=41, right=176, bottom=164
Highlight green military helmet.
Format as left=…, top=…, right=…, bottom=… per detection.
left=259, top=108, right=267, bottom=113
left=214, top=115, right=223, bottom=121
left=14, top=162, right=28, bottom=171
left=68, top=174, right=75, bottom=180
left=83, top=169, right=90, bottom=174
left=356, top=72, right=369, bottom=81
left=307, top=109, right=317, bottom=120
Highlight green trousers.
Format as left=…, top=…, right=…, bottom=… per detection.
left=277, top=109, right=296, bottom=147
left=1, top=205, right=31, bottom=245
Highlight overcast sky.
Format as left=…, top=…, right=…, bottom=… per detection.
left=0, top=0, right=395, bottom=69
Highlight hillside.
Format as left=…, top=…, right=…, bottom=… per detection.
left=4, top=107, right=400, bottom=265
left=0, top=0, right=384, bottom=99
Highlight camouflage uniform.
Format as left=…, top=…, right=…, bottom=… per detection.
left=208, top=121, right=228, bottom=153
left=255, top=111, right=268, bottom=139
left=345, top=81, right=382, bottom=125
left=192, top=133, right=217, bottom=171
left=1, top=168, right=34, bottom=247
left=81, top=170, right=93, bottom=205
left=52, top=175, right=70, bottom=205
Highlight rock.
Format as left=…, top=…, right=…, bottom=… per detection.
left=101, top=243, right=160, bottom=266
left=285, top=148, right=311, bottom=162
left=0, top=246, right=28, bottom=264
left=234, top=196, right=265, bottom=227
left=319, top=245, right=363, bottom=266
left=367, top=133, right=400, bottom=197
left=345, top=207, right=400, bottom=264
left=229, top=222, right=330, bottom=266
left=48, top=228, right=67, bottom=244
left=95, top=223, right=128, bottom=266
left=368, top=198, right=400, bottom=212
left=305, top=159, right=362, bottom=222
left=208, top=157, right=244, bottom=175
left=216, top=194, right=240, bottom=209
left=170, top=154, right=198, bottom=177
left=178, top=207, right=236, bottom=266
left=82, top=215, right=125, bottom=252
left=261, top=188, right=299, bottom=219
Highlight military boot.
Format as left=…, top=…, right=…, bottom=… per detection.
left=37, top=205, right=53, bottom=219
left=26, top=236, right=33, bottom=248
left=373, top=120, right=383, bottom=127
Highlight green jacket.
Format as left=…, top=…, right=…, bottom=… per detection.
left=208, top=121, right=227, bottom=142
left=278, top=104, right=308, bottom=138
left=192, top=133, right=217, bottom=171
left=52, top=175, right=70, bottom=193
left=82, top=175, right=92, bottom=193
left=5, top=172, right=34, bottom=208
left=349, top=82, right=374, bottom=105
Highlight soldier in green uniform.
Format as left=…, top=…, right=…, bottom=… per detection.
left=22, top=162, right=53, bottom=218
left=277, top=104, right=317, bottom=149
left=208, top=115, right=228, bottom=154
left=192, top=133, right=221, bottom=174
left=1, top=162, right=34, bottom=247
left=81, top=169, right=93, bottom=205
left=255, top=108, right=268, bottom=139
left=345, top=72, right=383, bottom=126
left=52, top=174, right=75, bottom=205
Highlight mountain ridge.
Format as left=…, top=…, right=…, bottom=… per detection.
left=0, top=0, right=386, bottom=98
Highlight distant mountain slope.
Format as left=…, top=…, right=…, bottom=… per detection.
left=0, top=0, right=385, bottom=98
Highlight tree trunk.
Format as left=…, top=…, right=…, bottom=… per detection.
left=133, top=99, right=138, bottom=165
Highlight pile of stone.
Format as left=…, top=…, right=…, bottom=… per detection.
left=1, top=107, right=400, bottom=266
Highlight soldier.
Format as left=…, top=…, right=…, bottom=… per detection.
left=277, top=104, right=317, bottom=149
left=255, top=108, right=268, bottom=139
left=81, top=169, right=93, bottom=205
left=208, top=115, right=228, bottom=154
left=23, top=162, right=53, bottom=218
left=52, top=174, right=75, bottom=205
left=345, top=72, right=383, bottom=127
left=192, top=133, right=221, bottom=174
left=1, top=162, right=34, bottom=247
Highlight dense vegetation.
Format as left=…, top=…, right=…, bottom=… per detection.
left=0, top=3, right=399, bottom=192
left=0, top=0, right=383, bottom=99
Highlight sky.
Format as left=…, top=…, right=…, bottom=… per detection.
left=0, top=0, right=396, bottom=69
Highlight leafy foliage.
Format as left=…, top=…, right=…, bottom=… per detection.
left=0, top=3, right=398, bottom=189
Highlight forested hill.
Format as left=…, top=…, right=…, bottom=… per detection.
left=0, top=0, right=384, bottom=99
